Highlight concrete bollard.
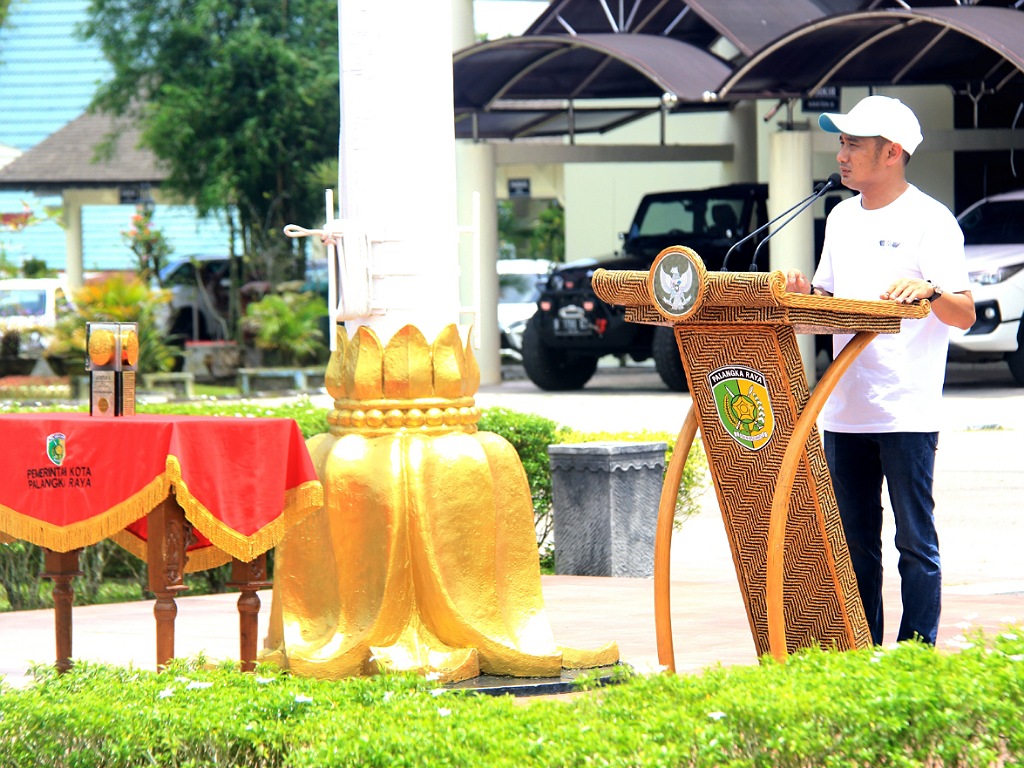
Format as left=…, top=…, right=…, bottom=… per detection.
left=548, top=442, right=666, bottom=577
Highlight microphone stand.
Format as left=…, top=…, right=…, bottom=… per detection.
left=747, top=174, right=841, bottom=272
left=720, top=174, right=839, bottom=272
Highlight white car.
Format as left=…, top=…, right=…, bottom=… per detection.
left=950, top=190, right=1024, bottom=384
left=158, top=254, right=232, bottom=341
left=497, top=258, right=553, bottom=361
left=0, top=277, right=70, bottom=356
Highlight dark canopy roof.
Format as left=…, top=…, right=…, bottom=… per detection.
left=454, top=0, right=838, bottom=140
left=453, top=33, right=732, bottom=140
left=715, top=6, right=1024, bottom=102
left=456, top=1, right=1024, bottom=141
left=523, top=0, right=833, bottom=59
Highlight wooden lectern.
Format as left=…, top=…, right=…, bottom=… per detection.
left=591, top=246, right=930, bottom=666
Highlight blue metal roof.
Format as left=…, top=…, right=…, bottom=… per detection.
left=0, top=0, right=231, bottom=272
left=0, top=0, right=109, bottom=151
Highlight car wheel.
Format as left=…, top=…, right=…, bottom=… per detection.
left=652, top=326, right=689, bottom=392
left=521, top=314, right=598, bottom=390
left=1006, top=324, right=1024, bottom=386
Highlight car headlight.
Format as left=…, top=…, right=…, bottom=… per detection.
left=968, top=263, right=1024, bottom=285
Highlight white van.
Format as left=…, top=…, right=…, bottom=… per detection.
left=951, top=190, right=1024, bottom=384
left=0, top=277, right=70, bottom=356
left=497, top=258, right=553, bottom=361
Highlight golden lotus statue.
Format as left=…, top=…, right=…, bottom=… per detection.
left=263, top=323, right=618, bottom=683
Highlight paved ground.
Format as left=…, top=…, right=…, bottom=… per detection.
left=1, top=359, right=1021, bottom=688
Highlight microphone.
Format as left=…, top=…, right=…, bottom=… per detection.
left=719, top=173, right=841, bottom=272
left=746, top=173, right=842, bottom=272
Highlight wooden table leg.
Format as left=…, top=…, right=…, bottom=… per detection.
left=42, top=548, right=84, bottom=674
left=147, top=493, right=191, bottom=669
left=228, top=554, right=272, bottom=672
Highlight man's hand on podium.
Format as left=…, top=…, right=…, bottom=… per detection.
left=882, top=276, right=976, bottom=330
left=880, top=276, right=934, bottom=304
left=785, top=270, right=831, bottom=296
left=785, top=270, right=812, bottom=294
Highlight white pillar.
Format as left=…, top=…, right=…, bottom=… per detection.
left=767, top=126, right=817, bottom=384
left=337, top=2, right=460, bottom=344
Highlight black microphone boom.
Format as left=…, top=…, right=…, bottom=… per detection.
left=719, top=173, right=841, bottom=272
left=746, top=173, right=842, bottom=272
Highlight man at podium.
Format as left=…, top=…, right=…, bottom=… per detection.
left=785, top=95, right=975, bottom=646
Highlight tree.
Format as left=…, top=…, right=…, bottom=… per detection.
left=79, top=0, right=340, bottom=295
left=529, top=201, right=565, bottom=262
left=121, top=205, right=173, bottom=285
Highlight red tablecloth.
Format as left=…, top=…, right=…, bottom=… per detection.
left=0, top=413, right=323, bottom=569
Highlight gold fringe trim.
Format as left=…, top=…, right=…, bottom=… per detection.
left=108, top=529, right=232, bottom=574
left=109, top=529, right=147, bottom=565
left=0, top=474, right=169, bottom=554
left=1, top=458, right=322, bottom=569
left=165, top=455, right=324, bottom=563
left=183, top=545, right=234, bottom=572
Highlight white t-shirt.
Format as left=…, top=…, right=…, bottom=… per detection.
left=812, top=184, right=970, bottom=433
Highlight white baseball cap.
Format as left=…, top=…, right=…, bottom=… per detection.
left=818, top=95, right=923, bottom=155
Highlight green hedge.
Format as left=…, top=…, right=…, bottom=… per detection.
left=1, top=632, right=1021, bottom=767
left=2, top=399, right=707, bottom=609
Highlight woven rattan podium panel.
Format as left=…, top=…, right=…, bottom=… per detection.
left=588, top=251, right=922, bottom=659
left=678, top=324, right=871, bottom=655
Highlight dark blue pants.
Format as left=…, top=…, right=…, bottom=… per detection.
left=824, top=431, right=941, bottom=645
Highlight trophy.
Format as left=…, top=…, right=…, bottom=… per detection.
left=86, top=322, right=139, bottom=416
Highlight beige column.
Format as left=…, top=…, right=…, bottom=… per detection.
left=60, top=191, right=85, bottom=291
left=767, top=125, right=816, bottom=384
left=452, top=0, right=500, bottom=385
left=456, top=143, right=500, bottom=385
left=726, top=102, right=758, bottom=183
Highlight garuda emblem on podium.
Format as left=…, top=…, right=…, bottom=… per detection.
left=648, top=247, right=704, bottom=321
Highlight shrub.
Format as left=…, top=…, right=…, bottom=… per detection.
left=241, top=291, right=328, bottom=367
left=479, top=410, right=711, bottom=566
left=46, top=275, right=179, bottom=374
left=0, top=635, right=1021, bottom=767
left=478, top=407, right=569, bottom=564
left=0, top=540, right=45, bottom=610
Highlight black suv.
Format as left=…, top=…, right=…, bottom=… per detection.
left=522, top=183, right=770, bottom=391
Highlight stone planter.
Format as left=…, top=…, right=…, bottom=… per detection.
left=184, top=340, right=241, bottom=380
left=0, top=357, right=38, bottom=377
left=44, top=354, right=88, bottom=378
left=548, top=441, right=667, bottom=578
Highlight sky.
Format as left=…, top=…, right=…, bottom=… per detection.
left=473, top=0, right=547, bottom=39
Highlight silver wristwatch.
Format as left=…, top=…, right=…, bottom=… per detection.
left=927, top=280, right=944, bottom=300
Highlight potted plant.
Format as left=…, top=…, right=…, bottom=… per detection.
left=0, top=325, right=37, bottom=376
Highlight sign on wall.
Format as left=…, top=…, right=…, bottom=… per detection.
left=508, top=178, right=531, bottom=198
